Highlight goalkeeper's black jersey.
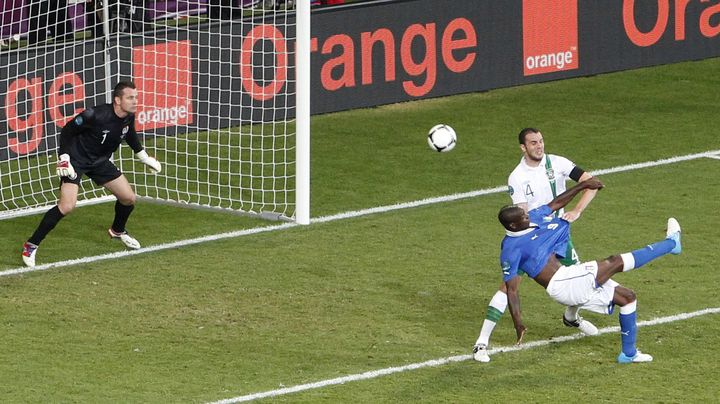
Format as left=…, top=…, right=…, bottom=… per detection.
left=59, top=104, right=143, bottom=166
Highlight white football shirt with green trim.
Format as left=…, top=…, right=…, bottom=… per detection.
left=507, top=154, right=575, bottom=211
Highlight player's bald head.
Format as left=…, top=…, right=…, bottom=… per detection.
left=498, top=205, right=525, bottom=231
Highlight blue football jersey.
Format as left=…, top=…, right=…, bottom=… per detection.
left=500, top=205, right=570, bottom=282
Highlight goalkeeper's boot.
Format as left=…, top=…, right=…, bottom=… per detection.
left=666, top=218, right=682, bottom=255
left=22, top=242, right=38, bottom=267
left=617, top=350, right=653, bottom=364
left=563, top=315, right=599, bottom=336
left=472, top=344, right=490, bottom=363
left=108, top=228, right=141, bottom=250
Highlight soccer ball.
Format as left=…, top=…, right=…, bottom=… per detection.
left=427, top=124, right=457, bottom=152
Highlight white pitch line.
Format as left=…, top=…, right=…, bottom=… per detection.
left=314, top=149, right=720, bottom=224
left=2, top=149, right=719, bottom=278
left=1, top=222, right=299, bottom=277
left=208, top=307, right=720, bottom=403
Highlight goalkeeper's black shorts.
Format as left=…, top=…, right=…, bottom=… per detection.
left=60, top=159, right=122, bottom=186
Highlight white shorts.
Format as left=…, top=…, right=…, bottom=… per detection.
left=546, top=261, right=619, bottom=315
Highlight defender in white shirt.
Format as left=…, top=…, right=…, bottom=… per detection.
left=473, top=128, right=599, bottom=362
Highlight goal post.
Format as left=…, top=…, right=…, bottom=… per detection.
left=0, top=0, right=310, bottom=223
left=295, top=0, right=310, bottom=225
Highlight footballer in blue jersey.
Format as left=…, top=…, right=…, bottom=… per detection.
left=500, top=204, right=571, bottom=283
left=473, top=128, right=599, bottom=363
left=496, top=177, right=683, bottom=364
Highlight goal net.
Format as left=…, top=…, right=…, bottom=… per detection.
left=0, top=0, right=309, bottom=223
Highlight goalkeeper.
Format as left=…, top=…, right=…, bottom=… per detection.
left=21, top=81, right=161, bottom=267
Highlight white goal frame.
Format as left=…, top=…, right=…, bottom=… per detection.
left=0, top=1, right=310, bottom=224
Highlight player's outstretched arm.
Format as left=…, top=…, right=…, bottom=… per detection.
left=562, top=172, right=598, bottom=222
left=125, top=124, right=160, bottom=173
left=547, top=177, right=603, bottom=214
left=505, top=276, right=526, bottom=344
left=135, top=150, right=162, bottom=173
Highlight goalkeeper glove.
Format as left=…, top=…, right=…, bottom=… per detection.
left=136, top=150, right=162, bottom=173
left=56, top=153, right=77, bottom=180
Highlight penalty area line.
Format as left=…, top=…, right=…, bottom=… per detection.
left=207, top=307, right=720, bottom=403
left=2, top=149, right=718, bottom=278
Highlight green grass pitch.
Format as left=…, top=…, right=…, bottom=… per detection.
left=0, top=58, right=719, bottom=402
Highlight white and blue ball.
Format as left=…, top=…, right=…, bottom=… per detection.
left=427, top=124, right=457, bottom=152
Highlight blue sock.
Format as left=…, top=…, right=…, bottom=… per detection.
left=619, top=306, right=638, bottom=357
left=630, top=239, right=675, bottom=268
